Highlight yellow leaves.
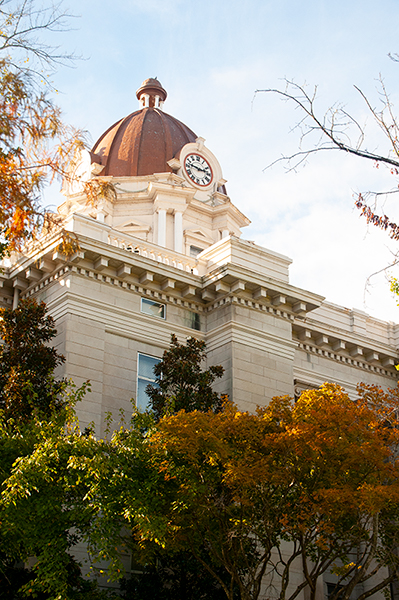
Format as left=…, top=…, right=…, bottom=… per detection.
left=0, top=63, right=106, bottom=256
left=332, top=562, right=360, bottom=577
left=149, top=382, right=399, bottom=548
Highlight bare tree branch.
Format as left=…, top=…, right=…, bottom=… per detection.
left=0, top=0, right=81, bottom=91
left=255, top=82, right=399, bottom=170
left=255, top=77, right=399, bottom=244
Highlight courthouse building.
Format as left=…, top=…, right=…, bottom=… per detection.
left=0, top=77, right=398, bottom=437
left=1, top=77, right=398, bottom=598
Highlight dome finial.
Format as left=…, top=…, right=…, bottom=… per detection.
left=136, top=78, right=167, bottom=109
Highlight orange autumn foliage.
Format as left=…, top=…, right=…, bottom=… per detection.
left=138, top=383, right=399, bottom=600
left=0, top=66, right=113, bottom=256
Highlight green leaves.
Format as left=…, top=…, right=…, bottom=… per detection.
left=0, top=299, right=65, bottom=421
left=147, top=334, right=225, bottom=421
left=0, top=386, right=113, bottom=599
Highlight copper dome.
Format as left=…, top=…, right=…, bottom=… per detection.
left=91, top=79, right=197, bottom=178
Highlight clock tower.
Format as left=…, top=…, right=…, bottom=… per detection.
left=61, top=77, right=249, bottom=258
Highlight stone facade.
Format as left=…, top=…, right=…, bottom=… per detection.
left=0, top=78, right=398, bottom=597
left=1, top=209, right=397, bottom=435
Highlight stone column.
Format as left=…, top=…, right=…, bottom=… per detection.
left=12, top=287, right=19, bottom=310
left=174, top=211, right=183, bottom=253
left=158, top=209, right=166, bottom=247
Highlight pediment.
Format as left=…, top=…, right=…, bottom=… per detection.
left=184, top=228, right=214, bottom=245
left=116, top=218, right=151, bottom=233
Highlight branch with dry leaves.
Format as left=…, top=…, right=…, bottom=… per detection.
left=0, top=2, right=113, bottom=258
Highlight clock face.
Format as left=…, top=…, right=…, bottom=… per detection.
left=184, top=154, right=213, bottom=187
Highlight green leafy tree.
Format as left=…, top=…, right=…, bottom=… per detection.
left=0, top=550, right=112, bottom=600
left=137, top=336, right=231, bottom=597
left=0, top=296, right=113, bottom=598
left=0, top=379, right=118, bottom=599
left=0, top=298, right=65, bottom=420
left=147, top=334, right=225, bottom=421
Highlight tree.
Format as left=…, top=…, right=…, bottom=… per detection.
left=127, top=335, right=231, bottom=598
left=256, top=76, right=399, bottom=241
left=146, top=334, right=225, bottom=421
left=5, top=372, right=399, bottom=600
left=0, top=0, right=78, bottom=75
left=0, top=295, right=115, bottom=598
left=0, top=1, right=112, bottom=257
left=102, top=383, right=399, bottom=600
left=0, top=331, right=227, bottom=598
left=0, top=379, right=118, bottom=599
left=119, top=550, right=237, bottom=600
left=0, top=298, right=65, bottom=420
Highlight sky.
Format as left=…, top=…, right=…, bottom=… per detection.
left=38, top=0, right=399, bottom=322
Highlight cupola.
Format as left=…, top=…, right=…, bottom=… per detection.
left=136, top=77, right=167, bottom=109
left=91, top=78, right=197, bottom=178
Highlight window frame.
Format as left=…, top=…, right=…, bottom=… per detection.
left=140, top=297, right=166, bottom=319
left=136, top=352, right=161, bottom=411
left=187, top=311, right=200, bottom=331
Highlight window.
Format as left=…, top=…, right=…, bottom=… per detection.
left=141, top=298, right=165, bottom=319
left=187, top=311, right=200, bottom=331
left=137, top=353, right=160, bottom=410
left=190, top=245, right=204, bottom=258
left=326, top=583, right=344, bottom=600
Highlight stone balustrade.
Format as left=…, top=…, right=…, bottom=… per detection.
left=107, top=233, right=207, bottom=276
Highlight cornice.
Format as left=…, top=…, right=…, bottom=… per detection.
left=15, top=256, right=396, bottom=377
left=21, top=263, right=206, bottom=314
left=45, top=291, right=205, bottom=349
left=202, top=262, right=323, bottom=313
left=295, top=337, right=397, bottom=377
left=210, top=201, right=251, bottom=226
left=3, top=224, right=398, bottom=379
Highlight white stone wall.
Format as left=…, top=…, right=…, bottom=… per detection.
left=1, top=219, right=397, bottom=434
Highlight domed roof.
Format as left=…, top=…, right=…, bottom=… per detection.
left=91, top=79, right=197, bottom=178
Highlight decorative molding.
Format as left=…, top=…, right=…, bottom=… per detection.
left=43, top=292, right=206, bottom=347
left=297, top=341, right=397, bottom=377
left=206, top=295, right=295, bottom=323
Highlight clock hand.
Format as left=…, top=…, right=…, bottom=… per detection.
left=192, top=164, right=206, bottom=173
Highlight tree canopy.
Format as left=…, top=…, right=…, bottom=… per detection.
left=2, top=316, right=399, bottom=600
left=0, top=297, right=109, bottom=598
left=0, top=383, right=116, bottom=599
left=146, top=334, right=225, bottom=421
left=0, top=298, right=65, bottom=420
left=89, top=382, right=399, bottom=600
